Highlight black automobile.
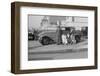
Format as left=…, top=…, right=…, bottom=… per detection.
left=28, top=31, right=35, bottom=40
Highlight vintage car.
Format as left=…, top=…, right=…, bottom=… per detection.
left=38, top=27, right=82, bottom=45
left=28, top=29, right=39, bottom=40
left=28, top=31, right=35, bottom=40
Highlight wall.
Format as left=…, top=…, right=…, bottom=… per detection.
left=0, top=0, right=100, bottom=76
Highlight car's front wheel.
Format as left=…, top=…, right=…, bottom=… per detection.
left=40, top=37, right=54, bottom=45
left=41, top=37, right=50, bottom=45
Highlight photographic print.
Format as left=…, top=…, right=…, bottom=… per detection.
left=28, top=15, right=88, bottom=60
left=11, top=2, right=97, bottom=74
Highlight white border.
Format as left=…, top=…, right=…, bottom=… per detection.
left=20, top=7, right=95, bottom=70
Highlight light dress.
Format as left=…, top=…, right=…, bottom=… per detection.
left=61, top=34, right=68, bottom=45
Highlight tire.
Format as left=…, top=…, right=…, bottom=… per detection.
left=41, top=37, right=50, bottom=45
left=75, top=35, right=80, bottom=43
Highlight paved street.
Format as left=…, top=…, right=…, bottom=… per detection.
left=28, top=40, right=88, bottom=60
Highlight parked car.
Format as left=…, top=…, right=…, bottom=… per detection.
left=28, top=28, right=40, bottom=40
left=38, top=27, right=82, bottom=45
left=28, top=31, right=35, bottom=40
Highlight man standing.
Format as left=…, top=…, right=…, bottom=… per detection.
left=56, top=21, right=62, bottom=45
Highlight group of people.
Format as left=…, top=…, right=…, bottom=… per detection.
left=57, top=25, right=76, bottom=45
left=61, top=32, right=76, bottom=45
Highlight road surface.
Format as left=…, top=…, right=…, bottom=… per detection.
left=28, top=40, right=88, bottom=60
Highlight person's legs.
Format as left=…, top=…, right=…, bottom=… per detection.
left=62, top=34, right=65, bottom=44
left=65, top=37, right=68, bottom=45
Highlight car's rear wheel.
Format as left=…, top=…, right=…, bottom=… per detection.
left=75, top=35, right=81, bottom=43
